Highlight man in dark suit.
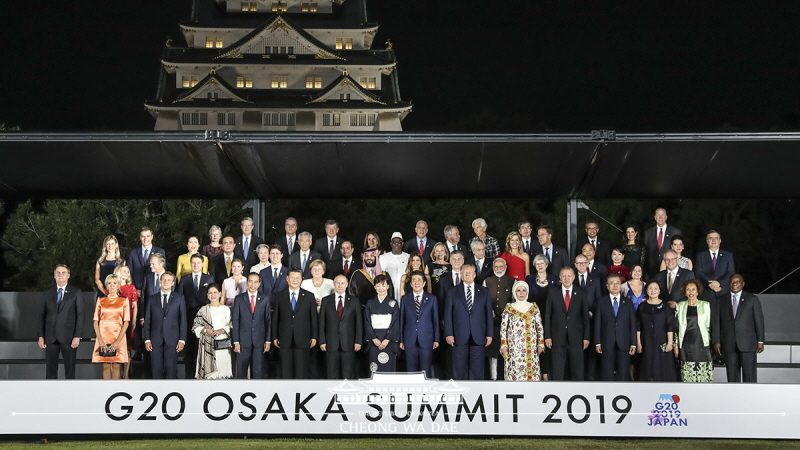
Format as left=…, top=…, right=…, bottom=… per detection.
left=38, top=264, right=85, bottom=379
left=232, top=273, right=271, bottom=379
left=713, top=274, right=765, bottom=382
left=400, top=271, right=440, bottom=378
left=444, top=264, right=492, bottom=380
left=274, top=217, right=300, bottom=267
left=143, top=272, right=186, bottom=379
left=581, top=243, right=608, bottom=295
left=403, top=220, right=437, bottom=266
left=319, top=274, right=363, bottom=379
left=235, top=217, right=265, bottom=273
left=695, top=230, right=735, bottom=300
left=518, top=220, right=537, bottom=263
left=314, top=219, right=345, bottom=265
left=470, top=241, right=493, bottom=284
left=289, top=232, right=321, bottom=279
left=654, top=250, right=696, bottom=307
left=643, top=208, right=682, bottom=277
left=272, top=269, right=318, bottom=379
left=127, top=227, right=166, bottom=296
left=545, top=267, right=590, bottom=381
left=259, top=245, right=289, bottom=297
left=327, top=240, right=362, bottom=280
left=534, top=226, right=570, bottom=276
left=572, top=254, right=603, bottom=380
left=136, top=252, right=168, bottom=376
left=574, top=222, right=612, bottom=268
left=433, top=250, right=465, bottom=380
left=443, top=224, right=472, bottom=260
left=178, top=254, right=214, bottom=379
left=594, top=274, right=637, bottom=381
left=211, top=236, right=237, bottom=286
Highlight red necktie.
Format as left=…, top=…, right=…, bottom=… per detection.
left=344, top=259, right=349, bottom=276
left=250, top=294, right=255, bottom=313
left=337, top=295, right=343, bottom=318
left=419, top=239, right=424, bottom=254
left=658, top=228, right=664, bottom=251
left=564, top=289, right=571, bottom=311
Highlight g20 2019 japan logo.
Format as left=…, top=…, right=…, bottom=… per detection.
left=647, top=394, right=687, bottom=426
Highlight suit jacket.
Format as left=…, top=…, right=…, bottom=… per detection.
left=575, top=237, right=611, bottom=267
left=314, top=236, right=346, bottom=265
left=444, top=284, right=492, bottom=344
left=127, top=246, right=166, bottom=290
left=472, top=258, right=493, bottom=284
left=445, top=242, right=472, bottom=260
left=534, top=244, right=571, bottom=276
left=38, top=285, right=85, bottom=344
left=234, top=234, right=265, bottom=272
left=713, top=291, right=765, bottom=353
left=654, top=268, right=696, bottom=303
left=327, top=257, right=363, bottom=280
left=179, top=272, right=214, bottom=316
left=573, top=271, right=603, bottom=313
left=695, top=249, right=735, bottom=294
left=211, top=253, right=237, bottom=286
left=318, top=293, right=363, bottom=351
left=594, top=294, right=637, bottom=350
left=403, top=237, right=437, bottom=266
left=437, top=270, right=462, bottom=320
left=399, top=291, right=440, bottom=348
left=232, top=291, right=271, bottom=348
left=258, top=265, right=289, bottom=296
left=289, top=250, right=322, bottom=279
left=140, top=272, right=168, bottom=321
left=643, top=225, right=682, bottom=275
left=274, top=236, right=300, bottom=267
left=143, top=291, right=187, bottom=347
left=544, top=286, right=590, bottom=348
left=271, top=288, right=318, bottom=347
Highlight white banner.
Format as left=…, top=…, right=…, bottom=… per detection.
left=2, top=373, right=798, bottom=438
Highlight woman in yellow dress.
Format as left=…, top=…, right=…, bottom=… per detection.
left=176, top=235, right=209, bottom=280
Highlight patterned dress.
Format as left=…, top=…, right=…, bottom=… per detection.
left=500, top=303, right=544, bottom=381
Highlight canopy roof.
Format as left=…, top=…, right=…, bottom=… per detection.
left=1, top=132, right=798, bottom=199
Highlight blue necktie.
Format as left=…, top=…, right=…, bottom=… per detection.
left=57, top=287, right=63, bottom=306
left=291, top=291, right=297, bottom=311
left=612, top=297, right=618, bottom=317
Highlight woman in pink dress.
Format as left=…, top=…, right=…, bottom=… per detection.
left=92, top=274, right=130, bottom=380
left=499, top=231, right=530, bottom=281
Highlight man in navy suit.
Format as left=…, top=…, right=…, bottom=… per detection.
left=443, top=225, right=472, bottom=260
left=327, top=240, right=362, bottom=280
left=274, top=217, right=300, bottom=267
left=234, top=217, right=265, bottom=273
left=574, top=222, right=612, bottom=268
left=289, top=232, right=321, bottom=280
left=470, top=241, right=493, bottom=284
left=444, top=264, right=492, bottom=380
left=127, top=227, right=166, bottom=296
left=581, top=243, right=608, bottom=294
left=695, top=230, right=735, bottom=299
left=259, top=245, right=289, bottom=297
left=713, top=274, right=765, bottom=382
left=179, top=254, right=214, bottom=379
left=545, top=267, right=590, bottom=381
left=38, top=264, right=85, bottom=379
left=143, top=272, right=186, bottom=379
left=232, top=273, right=271, bottom=379
left=403, top=220, right=437, bottom=266
left=400, top=271, right=440, bottom=378
left=594, top=274, right=637, bottom=381
left=272, top=269, right=318, bottom=379
left=518, top=220, right=537, bottom=265
left=643, top=208, right=682, bottom=277
left=572, top=254, right=603, bottom=380
left=534, top=225, right=570, bottom=276
left=654, top=250, right=696, bottom=307
left=314, top=219, right=346, bottom=265
left=319, top=275, right=363, bottom=379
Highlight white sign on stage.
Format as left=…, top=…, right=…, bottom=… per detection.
left=1, top=373, right=797, bottom=439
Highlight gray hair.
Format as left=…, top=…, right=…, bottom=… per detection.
left=472, top=218, right=487, bottom=228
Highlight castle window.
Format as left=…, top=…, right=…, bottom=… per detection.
left=335, top=38, right=343, bottom=50
left=218, top=113, right=236, bottom=126
left=237, top=76, right=253, bottom=88
left=359, top=77, right=377, bottom=89
left=323, top=113, right=341, bottom=126
left=181, top=76, right=199, bottom=88
left=305, top=77, right=322, bottom=89
left=242, top=2, right=257, bottom=12
left=263, top=112, right=296, bottom=126
left=345, top=38, right=353, bottom=50
left=301, top=3, right=318, bottom=12
left=181, top=112, right=208, bottom=125
left=350, top=113, right=376, bottom=126
left=271, top=76, right=288, bottom=88
left=271, top=2, right=286, bottom=12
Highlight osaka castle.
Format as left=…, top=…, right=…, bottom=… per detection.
left=145, top=0, right=412, bottom=131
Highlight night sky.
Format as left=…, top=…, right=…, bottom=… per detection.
left=3, top=1, right=800, bottom=132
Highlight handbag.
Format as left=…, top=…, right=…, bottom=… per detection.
left=214, top=338, right=232, bottom=350
left=99, top=346, right=117, bottom=357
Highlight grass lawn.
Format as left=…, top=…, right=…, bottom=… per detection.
left=1, top=438, right=799, bottom=450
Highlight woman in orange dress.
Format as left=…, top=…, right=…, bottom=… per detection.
left=92, top=274, right=130, bottom=380
left=113, top=265, right=138, bottom=379
left=499, top=231, right=530, bottom=281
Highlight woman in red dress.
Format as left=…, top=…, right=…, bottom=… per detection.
left=499, top=231, right=530, bottom=281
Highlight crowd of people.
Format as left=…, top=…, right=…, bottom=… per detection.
left=38, top=209, right=766, bottom=383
